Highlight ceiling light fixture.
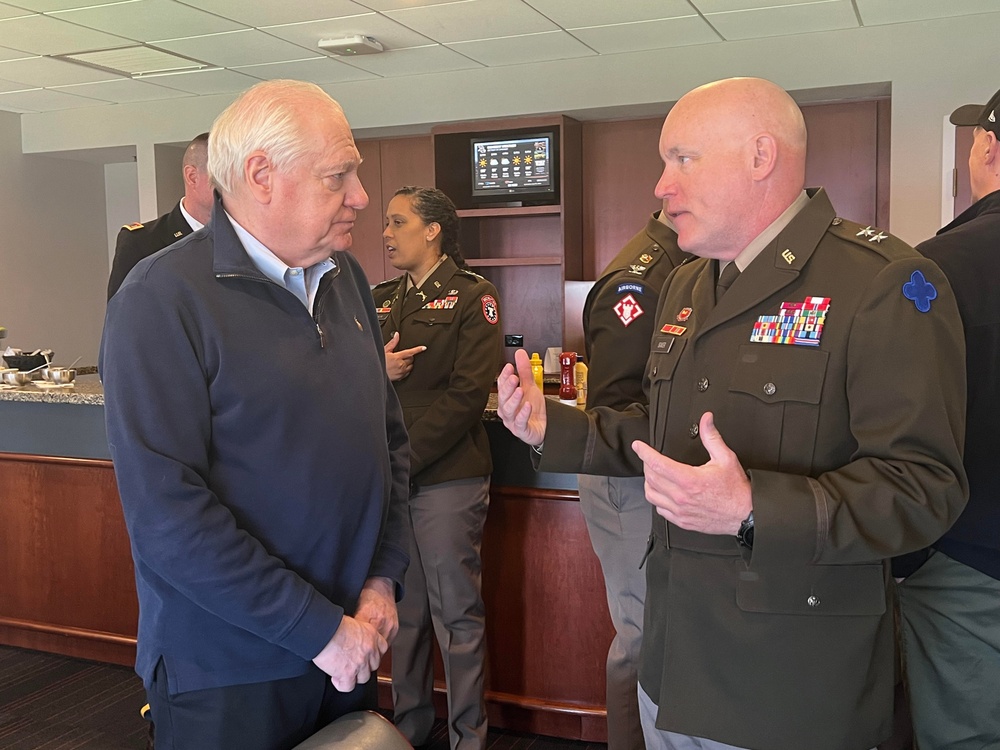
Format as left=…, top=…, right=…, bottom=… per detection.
left=318, top=35, right=384, bottom=56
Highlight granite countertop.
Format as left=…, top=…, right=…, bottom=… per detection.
left=0, top=373, right=104, bottom=405
left=0, top=376, right=506, bottom=416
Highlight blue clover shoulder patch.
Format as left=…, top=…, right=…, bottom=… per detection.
left=902, top=270, right=937, bottom=313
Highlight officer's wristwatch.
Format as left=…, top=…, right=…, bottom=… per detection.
left=736, top=510, right=755, bottom=549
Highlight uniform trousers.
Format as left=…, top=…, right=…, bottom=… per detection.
left=898, top=550, right=1000, bottom=750
left=392, top=476, right=490, bottom=750
left=147, top=657, right=371, bottom=750
left=577, top=474, right=650, bottom=750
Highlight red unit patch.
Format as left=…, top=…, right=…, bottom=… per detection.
left=481, top=295, right=499, bottom=324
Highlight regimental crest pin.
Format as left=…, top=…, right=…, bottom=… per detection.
left=639, top=253, right=654, bottom=264
left=676, top=307, right=692, bottom=322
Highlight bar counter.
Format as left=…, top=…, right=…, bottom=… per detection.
left=0, top=377, right=612, bottom=741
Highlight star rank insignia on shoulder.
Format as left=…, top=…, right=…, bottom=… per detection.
left=122, top=222, right=144, bottom=231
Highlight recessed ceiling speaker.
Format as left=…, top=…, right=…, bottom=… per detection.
left=318, top=35, right=385, bottom=56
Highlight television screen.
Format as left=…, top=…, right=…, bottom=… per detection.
left=471, top=132, right=556, bottom=202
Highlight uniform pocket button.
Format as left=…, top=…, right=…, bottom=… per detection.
left=697, top=377, right=710, bottom=392
left=689, top=423, right=699, bottom=438
left=807, top=595, right=820, bottom=607
left=763, top=382, right=777, bottom=396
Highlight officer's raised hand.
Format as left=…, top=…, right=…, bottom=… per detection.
left=497, top=349, right=547, bottom=447
left=632, top=411, right=751, bottom=535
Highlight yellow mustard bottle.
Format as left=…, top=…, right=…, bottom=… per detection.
left=529, top=352, right=544, bottom=392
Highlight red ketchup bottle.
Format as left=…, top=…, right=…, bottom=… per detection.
left=559, top=351, right=578, bottom=405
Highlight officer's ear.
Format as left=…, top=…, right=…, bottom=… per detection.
left=749, top=133, right=778, bottom=182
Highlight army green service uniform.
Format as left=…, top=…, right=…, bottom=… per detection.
left=538, top=189, right=968, bottom=750
left=373, top=256, right=502, bottom=750
left=578, top=213, right=688, bottom=750
left=108, top=202, right=195, bottom=300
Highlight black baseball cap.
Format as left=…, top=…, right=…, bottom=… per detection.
left=950, top=87, right=1000, bottom=136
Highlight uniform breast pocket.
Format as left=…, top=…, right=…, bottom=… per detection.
left=648, top=336, right=687, bottom=448
left=728, top=344, right=828, bottom=473
left=411, top=309, right=458, bottom=328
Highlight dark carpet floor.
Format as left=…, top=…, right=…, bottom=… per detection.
left=0, top=646, right=606, bottom=750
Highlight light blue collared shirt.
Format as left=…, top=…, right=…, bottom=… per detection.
left=224, top=212, right=335, bottom=313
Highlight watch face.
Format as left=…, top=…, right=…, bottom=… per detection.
left=738, top=512, right=754, bottom=549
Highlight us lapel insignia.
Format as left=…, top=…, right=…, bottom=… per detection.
left=781, top=249, right=795, bottom=264
left=751, top=296, right=830, bottom=346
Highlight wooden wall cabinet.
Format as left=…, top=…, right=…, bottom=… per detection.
left=431, top=116, right=583, bottom=358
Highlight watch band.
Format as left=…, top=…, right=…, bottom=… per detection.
left=737, top=510, right=755, bottom=549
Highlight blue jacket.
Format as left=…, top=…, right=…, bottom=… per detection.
left=100, top=198, right=410, bottom=693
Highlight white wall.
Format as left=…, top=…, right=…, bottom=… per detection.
left=104, top=161, right=139, bottom=268
left=0, top=110, right=108, bottom=368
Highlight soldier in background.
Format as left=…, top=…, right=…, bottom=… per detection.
left=107, top=132, right=213, bottom=299
left=578, top=211, right=688, bottom=750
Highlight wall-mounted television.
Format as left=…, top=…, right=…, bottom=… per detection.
left=469, top=131, right=559, bottom=207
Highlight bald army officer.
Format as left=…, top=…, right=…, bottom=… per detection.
left=497, top=77, right=968, bottom=750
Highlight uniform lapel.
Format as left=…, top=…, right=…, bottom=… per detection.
left=693, top=189, right=835, bottom=342
left=399, top=257, right=459, bottom=321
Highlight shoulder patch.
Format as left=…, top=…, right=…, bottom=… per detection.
left=122, top=222, right=144, bottom=231
left=481, top=294, right=499, bottom=324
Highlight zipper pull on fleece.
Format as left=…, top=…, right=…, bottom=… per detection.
left=315, top=321, right=326, bottom=348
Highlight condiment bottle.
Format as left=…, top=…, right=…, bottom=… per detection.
left=559, top=351, right=577, bottom=405
left=529, top=352, right=544, bottom=392
left=575, top=361, right=588, bottom=407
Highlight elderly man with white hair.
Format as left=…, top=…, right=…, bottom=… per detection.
left=100, top=80, right=410, bottom=750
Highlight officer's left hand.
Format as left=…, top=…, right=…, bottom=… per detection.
left=632, top=411, right=751, bottom=535
left=354, top=576, right=399, bottom=644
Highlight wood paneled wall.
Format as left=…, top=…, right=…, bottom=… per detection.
left=354, top=99, right=890, bottom=288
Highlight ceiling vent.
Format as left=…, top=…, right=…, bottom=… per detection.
left=318, top=35, right=384, bottom=56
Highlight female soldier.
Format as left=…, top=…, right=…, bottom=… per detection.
left=373, top=186, right=502, bottom=750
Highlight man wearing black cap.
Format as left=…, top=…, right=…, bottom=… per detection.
left=896, top=88, right=1000, bottom=748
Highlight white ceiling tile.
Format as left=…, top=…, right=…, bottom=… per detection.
left=705, top=1, right=858, bottom=41
left=52, top=0, right=246, bottom=43
left=154, top=29, right=316, bottom=67
left=0, top=3, right=31, bottom=19
left=0, top=44, right=32, bottom=60
left=0, top=55, right=123, bottom=85
left=0, top=75, right=30, bottom=91
left=854, top=0, right=1000, bottom=26
left=50, top=76, right=193, bottom=102
left=0, top=12, right=131, bottom=54
left=3, top=0, right=113, bottom=9
left=0, top=85, right=105, bottom=110
left=524, top=0, right=694, bottom=28
left=139, top=66, right=259, bottom=95
left=338, top=43, right=481, bottom=76
left=693, top=0, right=828, bottom=11
left=263, top=13, right=435, bottom=52
left=448, top=30, right=595, bottom=66
left=174, top=0, right=371, bottom=28
left=384, top=0, right=558, bottom=44
left=568, top=15, right=720, bottom=54
left=356, top=0, right=459, bottom=10
left=233, top=56, right=378, bottom=84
